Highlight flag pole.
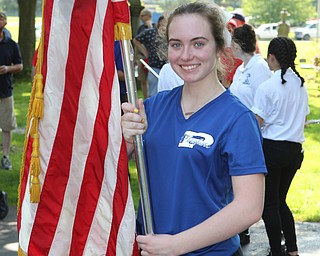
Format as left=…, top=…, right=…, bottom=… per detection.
left=120, top=39, right=154, bottom=235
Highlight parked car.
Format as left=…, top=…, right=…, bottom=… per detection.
left=295, top=20, right=319, bottom=40
left=255, top=23, right=278, bottom=39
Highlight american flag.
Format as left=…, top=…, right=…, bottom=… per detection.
left=17, top=0, right=138, bottom=255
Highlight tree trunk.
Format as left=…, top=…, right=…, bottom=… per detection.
left=18, top=0, right=37, bottom=76
left=129, top=0, right=143, bottom=38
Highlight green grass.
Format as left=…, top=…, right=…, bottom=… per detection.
left=0, top=34, right=319, bottom=221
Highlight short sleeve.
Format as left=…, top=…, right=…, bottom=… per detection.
left=13, top=42, right=23, bottom=65
left=222, top=111, right=267, bottom=176
left=251, top=85, right=272, bottom=120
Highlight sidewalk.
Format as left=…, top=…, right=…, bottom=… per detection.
left=1, top=205, right=320, bottom=255
left=0, top=206, right=18, bottom=256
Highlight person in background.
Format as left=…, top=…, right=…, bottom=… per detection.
left=229, top=23, right=272, bottom=246
left=157, top=62, right=183, bottom=92
left=0, top=11, right=23, bottom=170
left=252, top=37, right=309, bottom=256
left=230, top=24, right=272, bottom=110
left=121, top=2, right=266, bottom=255
left=277, top=9, right=290, bottom=38
left=221, top=13, right=260, bottom=88
left=133, top=15, right=166, bottom=97
left=135, top=8, right=155, bottom=99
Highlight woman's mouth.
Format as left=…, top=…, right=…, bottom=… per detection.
left=181, top=64, right=199, bottom=71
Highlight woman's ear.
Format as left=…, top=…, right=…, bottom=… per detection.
left=268, top=54, right=275, bottom=61
left=267, top=54, right=279, bottom=71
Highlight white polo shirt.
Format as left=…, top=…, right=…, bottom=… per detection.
left=252, top=69, right=309, bottom=143
left=230, top=54, right=272, bottom=109
left=157, top=63, right=184, bottom=92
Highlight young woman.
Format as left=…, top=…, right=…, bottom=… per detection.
left=122, top=2, right=266, bottom=255
left=252, top=37, right=309, bottom=256
left=229, top=24, right=272, bottom=110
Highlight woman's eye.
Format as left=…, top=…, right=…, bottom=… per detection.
left=194, top=42, right=204, bottom=47
left=170, top=42, right=181, bottom=48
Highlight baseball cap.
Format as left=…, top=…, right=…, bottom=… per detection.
left=0, top=12, right=7, bottom=20
left=232, top=13, right=245, bottom=23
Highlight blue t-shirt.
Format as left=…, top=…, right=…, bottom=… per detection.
left=139, top=87, right=266, bottom=255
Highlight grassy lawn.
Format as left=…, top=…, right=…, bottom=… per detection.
left=0, top=36, right=319, bottom=221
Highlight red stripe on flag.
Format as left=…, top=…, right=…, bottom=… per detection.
left=41, top=0, right=54, bottom=85
left=113, top=0, right=130, bottom=24
left=106, top=140, right=130, bottom=255
left=27, top=1, right=97, bottom=254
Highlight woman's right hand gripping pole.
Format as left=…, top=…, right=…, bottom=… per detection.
left=121, top=99, right=147, bottom=155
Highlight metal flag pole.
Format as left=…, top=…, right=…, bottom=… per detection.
left=120, top=39, right=154, bottom=235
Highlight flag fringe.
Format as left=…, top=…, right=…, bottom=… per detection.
left=31, top=74, right=44, bottom=119
left=29, top=133, right=41, bottom=202
left=30, top=175, right=41, bottom=202
left=27, top=0, right=46, bottom=203
left=18, top=0, right=45, bottom=208
left=18, top=246, right=26, bottom=256
left=114, top=22, right=132, bottom=40
left=30, top=118, right=38, bottom=138
left=17, top=70, right=37, bottom=211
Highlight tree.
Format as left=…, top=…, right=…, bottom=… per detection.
left=129, top=0, right=144, bottom=38
left=17, top=0, right=37, bottom=76
left=242, top=0, right=316, bottom=25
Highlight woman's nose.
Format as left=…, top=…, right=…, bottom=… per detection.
left=180, top=46, right=193, bottom=61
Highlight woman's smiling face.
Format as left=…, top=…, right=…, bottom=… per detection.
left=167, top=14, right=218, bottom=85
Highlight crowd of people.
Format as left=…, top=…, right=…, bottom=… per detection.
left=0, top=2, right=309, bottom=256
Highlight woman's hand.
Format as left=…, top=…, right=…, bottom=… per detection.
left=137, top=234, right=179, bottom=256
left=121, top=99, right=147, bottom=144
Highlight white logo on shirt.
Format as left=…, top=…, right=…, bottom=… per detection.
left=178, top=131, right=214, bottom=149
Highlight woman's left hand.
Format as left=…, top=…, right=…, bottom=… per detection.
left=137, top=234, right=179, bottom=256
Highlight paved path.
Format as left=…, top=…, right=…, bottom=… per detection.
left=1, top=206, right=320, bottom=255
